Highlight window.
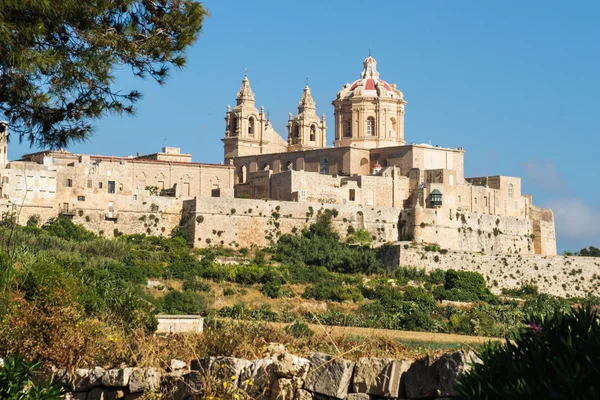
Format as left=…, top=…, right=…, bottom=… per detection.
left=349, top=189, right=356, bottom=201
left=87, top=179, right=92, bottom=189
left=133, top=194, right=138, bottom=201
left=474, top=197, right=478, bottom=205
left=366, top=116, right=376, bottom=136
left=231, top=117, right=238, bottom=136
left=119, top=183, right=123, bottom=192
left=107, top=170, right=111, bottom=177
left=300, top=190, right=306, bottom=201
left=310, top=125, right=316, bottom=141
left=66, top=178, right=73, bottom=187
left=508, top=183, right=514, bottom=198
left=458, top=195, right=461, bottom=203
left=248, top=117, right=255, bottom=135
left=484, top=196, right=488, bottom=207
left=108, top=181, right=115, bottom=194
left=98, top=182, right=103, bottom=189
left=77, top=195, right=85, bottom=201
left=345, top=119, right=352, bottom=137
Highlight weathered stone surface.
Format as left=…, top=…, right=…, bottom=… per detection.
left=102, top=368, right=134, bottom=387
left=53, top=369, right=70, bottom=387
left=273, top=352, right=310, bottom=379
left=190, top=356, right=215, bottom=373
left=352, top=357, right=412, bottom=398
left=293, top=388, right=314, bottom=400
left=144, top=368, right=161, bottom=392
left=64, top=392, right=87, bottom=400
left=239, top=358, right=276, bottom=398
left=212, top=356, right=253, bottom=385
left=303, top=352, right=355, bottom=399
left=271, top=378, right=295, bottom=400
left=127, top=368, right=146, bottom=393
left=345, top=394, right=371, bottom=400
left=404, top=350, right=476, bottom=399
left=266, top=342, right=286, bottom=356
left=170, top=359, right=187, bottom=371
left=124, top=394, right=144, bottom=400
left=87, top=389, right=107, bottom=400
left=182, top=371, right=204, bottom=395
left=72, top=369, right=90, bottom=391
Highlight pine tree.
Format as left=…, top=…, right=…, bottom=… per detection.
left=0, top=0, right=206, bottom=148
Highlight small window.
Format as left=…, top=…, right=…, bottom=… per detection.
left=484, top=196, right=488, bottom=207
left=345, top=119, right=352, bottom=137
left=310, top=125, right=316, bottom=141
left=108, top=181, right=115, bottom=194
left=508, top=183, right=514, bottom=198
left=319, top=158, right=328, bottom=175
left=300, top=190, right=306, bottom=201
left=458, top=195, right=461, bottom=203
left=133, top=194, right=138, bottom=201
left=66, top=178, right=73, bottom=187
left=248, top=117, right=255, bottom=135
left=366, top=116, right=376, bottom=136
left=119, top=183, right=123, bottom=192
left=349, top=189, right=356, bottom=201
left=474, top=197, right=478, bottom=205
left=87, top=179, right=92, bottom=189
left=98, top=182, right=103, bottom=189
left=77, top=195, right=85, bottom=201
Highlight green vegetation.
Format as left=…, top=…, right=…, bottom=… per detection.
left=457, top=306, right=600, bottom=399
left=0, top=353, right=63, bottom=400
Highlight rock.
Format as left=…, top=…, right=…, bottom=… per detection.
left=404, top=350, right=477, bottom=399
left=88, top=389, right=107, bottom=400
left=127, top=369, right=146, bottom=393
left=72, top=369, right=90, bottom=391
left=144, top=368, right=161, bottom=392
left=190, top=356, right=215, bottom=373
left=294, top=389, right=314, bottom=400
left=351, top=357, right=412, bottom=398
left=345, top=394, right=371, bottom=400
left=64, top=393, right=87, bottom=400
left=88, top=368, right=106, bottom=388
left=170, top=359, right=187, bottom=371
left=239, top=358, right=276, bottom=398
left=303, top=352, right=355, bottom=399
left=105, top=390, right=125, bottom=400
left=183, top=371, right=204, bottom=396
left=273, top=352, right=310, bottom=379
left=212, top=356, right=253, bottom=385
left=266, top=343, right=286, bottom=356
left=102, top=368, right=134, bottom=387
left=270, top=378, right=295, bottom=400
left=53, top=369, right=70, bottom=387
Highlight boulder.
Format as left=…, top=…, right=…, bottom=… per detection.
left=170, top=359, right=187, bottom=371
left=190, top=356, right=215, bottom=373
left=212, top=356, right=253, bottom=385
left=351, top=357, right=412, bottom=398
left=266, top=343, right=286, bottom=356
left=183, top=371, right=204, bottom=396
left=127, top=369, right=146, bottom=393
left=273, top=352, right=310, bottom=379
left=102, top=368, right=134, bottom=387
left=294, top=389, right=314, bottom=400
left=239, top=358, right=276, bottom=398
left=144, top=368, right=161, bottom=392
left=303, top=352, right=355, bottom=399
left=404, top=350, right=477, bottom=399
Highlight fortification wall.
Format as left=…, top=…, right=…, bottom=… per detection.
left=404, top=207, right=537, bottom=255
left=530, top=205, right=557, bottom=256
left=397, top=246, right=600, bottom=298
left=188, top=197, right=400, bottom=248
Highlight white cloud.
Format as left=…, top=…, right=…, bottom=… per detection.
left=520, top=159, right=564, bottom=191
left=544, top=198, right=600, bottom=241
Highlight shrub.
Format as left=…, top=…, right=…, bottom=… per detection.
left=347, top=229, right=372, bottom=244
left=457, top=306, right=600, bottom=398
left=42, top=216, right=95, bottom=241
left=159, top=290, right=208, bottom=315
left=285, top=320, right=314, bottom=338
left=223, top=288, right=235, bottom=296
left=182, top=279, right=211, bottom=293
left=434, top=270, right=498, bottom=303
left=303, top=281, right=363, bottom=303
left=261, top=281, right=282, bottom=298
left=0, top=353, right=64, bottom=400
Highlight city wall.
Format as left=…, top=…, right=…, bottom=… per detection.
left=394, top=246, right=600, bottom=298
left=187, top=197, right=401, bottom=248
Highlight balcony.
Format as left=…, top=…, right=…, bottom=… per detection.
left=59, top=205, right=76, bottom=217
left=105, top=211, right=119, bottom=221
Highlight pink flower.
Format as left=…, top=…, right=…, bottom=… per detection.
left=526, top=322, right=543, bottom=333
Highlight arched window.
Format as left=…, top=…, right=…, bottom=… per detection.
left=310, top=125, right=316, bottom=141
left=508, top=183, right=514, bottom=198
left=285, top=161, right=294, bottom=171
left=390, top=117, right=397, bottom=134
left=248, top=117, right=255, bottom=135
left=262, top=163, right=270, bottom=171
left=366, top=116, right=376, bottom=136
left=231, top=118, right=238, bottom=137
left=294, top=125, right=300, bottom=137
left=345, top=119, right=352, bottom=137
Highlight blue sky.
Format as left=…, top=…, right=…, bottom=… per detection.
left=8, top=1, right=600, bottom=252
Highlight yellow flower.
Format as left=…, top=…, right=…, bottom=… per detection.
left=231, top=375, right=236, bottom=380
left=223, top=381, right=228, bottom=388
left=234, top=395, right=239, bottom=399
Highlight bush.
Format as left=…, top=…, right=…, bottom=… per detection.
left=434, top=270, right=498, bottom=303
left=159, top=290, right=208, bottom=315
left=285, top=320, right=314, bottom=338
left=457, top=306, right=600, bottom=398
left=182, top=279, right=211, bottom=292
left=42, top=216, right=95, bottom=241
left=223, top=288, right=235, bottom=296
left=303, top=281, right=363, bottom=303
left=261, top=281, right=282, bottom=298
left=0, top=353, right=64, bottom=400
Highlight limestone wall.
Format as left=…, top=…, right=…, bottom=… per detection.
left=52, top=348, right=474, bottom=400
left=398, top=246, right=600, bottom=298
left=404, top=207, right=537, bottom=255
left=188, top=197, right=400, bottom=248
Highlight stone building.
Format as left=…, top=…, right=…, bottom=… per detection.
left=0, top=55, right=557, bottom=256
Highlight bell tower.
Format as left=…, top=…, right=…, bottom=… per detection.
left=223, top=75, right=287, bottom=162
left=287, top=84, right=327, bottom=151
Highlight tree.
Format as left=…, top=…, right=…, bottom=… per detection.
left=0, top=0, right=206, bottom=148
left=578, top=246, right=600, bottom=257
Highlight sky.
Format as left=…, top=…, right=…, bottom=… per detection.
left=7, top=1, right=600, bottom=252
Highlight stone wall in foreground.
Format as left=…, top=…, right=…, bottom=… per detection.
left=54, top=346, right=477, bottom=400
left=396, top=245, right=600, bottom=298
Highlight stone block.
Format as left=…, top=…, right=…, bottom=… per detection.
left=303, top=352, right=355, bottom=399
left=273, top=352, right=311, bottom=379
left=170, top=359, right=187, bottom=371
left=294, top=389, right=314, bottom=400
left=89, top=368, right=106, bottom=388
left=183, top=371, right=204, bottom=395
left=239, top=358, right=276, bottom=398
left=63, top=392, right=87, bottom=400
left=345, top=394, right=371, bottom=400
left=102, top=368, right=134, bottom=387
left=404, top=350, right=476, bottom=399
left=127, top=368, right=146, bottom=393
left=212, top=356, right=253, bottom=385
left=351, top=357, right=412, bottom=398
left=144, top=367, right=161, bottom=392
left=190, top=356, right=215, bottom=373
left=72, top=369, right=90, bottom=391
